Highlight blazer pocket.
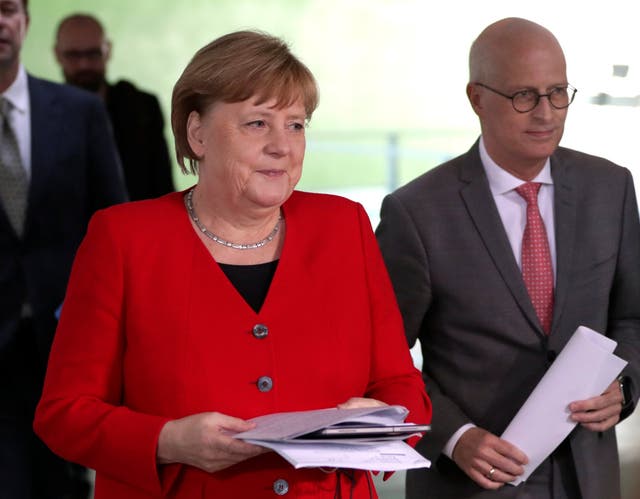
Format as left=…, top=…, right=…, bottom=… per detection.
left=569, top=251, right=617, bottom=289
left=571, top=250, right=616, bottom=274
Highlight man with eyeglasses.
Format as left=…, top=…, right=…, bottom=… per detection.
left=0, top=1, right=127, bottom=498
left=376, top=17, right=639, bottom=499
left=55, top=13, right=175, bottom=201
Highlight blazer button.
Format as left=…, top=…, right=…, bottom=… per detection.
left=257, top=376, right=273, bottom=392
left=547, top=350, right=557, bottom=363
left=273, top=478, right=289, bottom=495
left=253, top=324, right=269, bottom=339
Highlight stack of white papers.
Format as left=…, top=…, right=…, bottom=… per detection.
left=234, top=405, right=431, bottom=471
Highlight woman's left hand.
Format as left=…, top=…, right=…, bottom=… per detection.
left=337, top=397, right=388, bottom=409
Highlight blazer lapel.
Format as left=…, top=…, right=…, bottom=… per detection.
left=459, top=143, right=546, bottom=338
left=549, top=153, right=577, bottom=339
left=25, top=76, right=61, bottom=230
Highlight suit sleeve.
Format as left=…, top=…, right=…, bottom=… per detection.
left=86, top=97, right=129, bottom=209
left=357, top=203, right=432, bottom=429
left=608, top=169, right=640, bottom=419
left=33, top=210, right=171, bottom=496
left=376, top=193, right=473, bottom=459
left=375, top=194, right=431, bottom=347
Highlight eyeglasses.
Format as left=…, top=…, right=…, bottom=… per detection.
left=59, top=48, right=106, bottom=63
left=475, top=82, right=577, bottom=113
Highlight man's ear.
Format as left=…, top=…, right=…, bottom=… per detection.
left=53, top=45, right=62, bottom=65
left=467, top=82, right=483, bottom=116
left=104, top=39, right=112, bottom=62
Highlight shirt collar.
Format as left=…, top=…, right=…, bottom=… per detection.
left=2, top=64, right=29, bottom=115
left=479, top=136, right=553, bottom=196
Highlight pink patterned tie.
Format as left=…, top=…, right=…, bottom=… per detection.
left=515, top=182, right=554, bottom=334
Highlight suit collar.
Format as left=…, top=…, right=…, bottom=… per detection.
left=479, top=136, right=553, bottom=194
left=548, top=150, right=577, bottom=343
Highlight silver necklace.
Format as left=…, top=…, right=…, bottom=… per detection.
left=185, top=188, right=282, bottom=250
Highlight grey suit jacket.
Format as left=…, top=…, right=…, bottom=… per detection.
left=376, top=141, right=640, bottom=499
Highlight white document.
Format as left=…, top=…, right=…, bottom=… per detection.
left=236, top=405, right=412, bottom=441
left=246, top=439, right=431, bottom=471
left=234, top=405, right=431, bottom=471
left=501, top=325, right=627, bottom=485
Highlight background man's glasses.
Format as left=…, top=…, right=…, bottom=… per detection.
left=60, top=48, right=106, bottom=63
left=475, top=83, right=577, bottom=113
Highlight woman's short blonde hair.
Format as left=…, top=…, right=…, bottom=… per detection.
left=171, top=30, right=319, bottom=174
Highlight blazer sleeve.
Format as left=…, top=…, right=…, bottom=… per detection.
left=376, top=193, right=472, bottom=458
left=357, top=203, right=432, bottom=428
left=608, top=169, right=640, bottom=419
left=33, top=210, right=170, bottom=496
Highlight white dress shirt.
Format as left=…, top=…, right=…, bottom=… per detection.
left=2, top=64, right=31, bottom=179
left=442, top=136, right=557, bottom=459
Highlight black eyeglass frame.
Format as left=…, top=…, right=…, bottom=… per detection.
left=474, top=82, right=577, bottom=113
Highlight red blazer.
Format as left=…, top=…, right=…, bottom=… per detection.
left=34, top=190, right=431, bottom=498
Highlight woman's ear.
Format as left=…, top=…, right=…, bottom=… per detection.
left=187, top=111, right=205, bottom=157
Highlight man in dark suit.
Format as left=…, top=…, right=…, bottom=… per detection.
left=0, top=0, right=128, bottom=497
left=54, top=13, right=175, bottom=201
left=376, top=17, right=640, bottom=499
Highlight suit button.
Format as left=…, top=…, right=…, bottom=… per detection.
left=257, top=376, right=273, bottom=392
left=273, top=478, right=289, bottom=495
left=547, top=350, right=557, bottom=362
left=253, top=324, right=269, bottom=339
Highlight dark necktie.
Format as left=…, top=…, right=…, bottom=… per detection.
left=515, top=182, right=554, bottom=334
left=0, top=96, right=28, bottom=236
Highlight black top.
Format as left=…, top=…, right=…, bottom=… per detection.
left=218, top=260, right=279, bottom=313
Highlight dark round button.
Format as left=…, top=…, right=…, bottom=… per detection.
left=547, top=350, right=557, bottom=362
left=252, top=324, right=269, bottom=339
left=257, top=376, right=273, bottom=392
left=273, top=478, right=289, bottom=495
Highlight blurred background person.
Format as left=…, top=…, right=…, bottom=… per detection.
left=54, top=13, right=174, bottom=201
left=34, top=30, right=431, bottom=498
left=0, top=0, right=128, bottom=498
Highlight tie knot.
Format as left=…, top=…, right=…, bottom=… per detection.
left=515, top=182, right=542, bottom=204
left=0, top=96, right=12, bottom=120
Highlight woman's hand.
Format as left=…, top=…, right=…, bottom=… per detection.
left=157, top=412, right=268, bottom=473
left=337, top=397, right=388, bottom=409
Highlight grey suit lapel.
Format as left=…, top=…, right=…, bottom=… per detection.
left=459, top=144, right=546, bottom=338
left=549, top=152, right=577, bottom=339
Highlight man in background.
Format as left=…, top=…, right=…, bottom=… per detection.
left=0, top=1, right=128, bottom=497
left=55, top=13, right=175, bottom=201
left=376, top=17, right=640, bottom=499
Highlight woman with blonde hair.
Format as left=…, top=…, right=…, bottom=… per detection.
left=34, top=30, right=431, bottom=498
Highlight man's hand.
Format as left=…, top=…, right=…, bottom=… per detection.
left=452, top=427, right=528, bottom=490
left=569, top=380, right=623, bottom=432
